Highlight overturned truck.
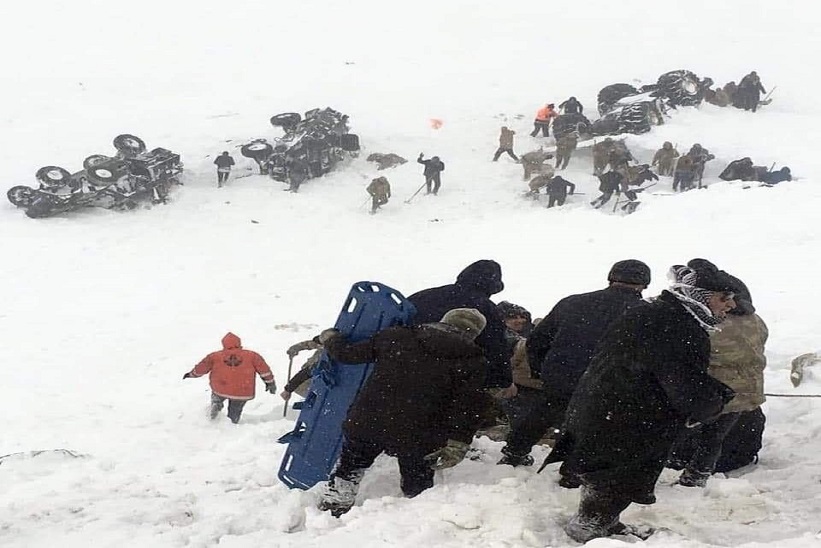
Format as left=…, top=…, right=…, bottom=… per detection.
left=240, top=107, right=360, bottom=183
left=7, top=135, right=183, bottom=218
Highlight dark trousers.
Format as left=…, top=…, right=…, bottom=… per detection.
left=577, top=485, right=633, bottom=532
left=371, top=195, right=388, bottom=212
left=210, top=393, right=247, bottom=424
left=590, top=190, right=615, bottom=208
left=673, top=172, right=694, bottom=192
left=289, top=176, right=305, bottom=192
left=530, top=121, right=550, bottom=137
left=547, top=194, right=567, bottom=208
left=425, top=174, right=441, bottom=195
left=503, top=389, right=570, bottom=456
left=333, top=436, right=436, bottom=498
left=555, top=152, right=571, bottom=170
left=493, top=147, right=519, bottom=161
left=685, top=412, right=741, bottom=475
left=217, top=171, right=230, bottom=186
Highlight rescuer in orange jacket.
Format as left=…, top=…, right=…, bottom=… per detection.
left=183, top=332, right=277, bottom=423
left=530, top=104, right=558, bottom=138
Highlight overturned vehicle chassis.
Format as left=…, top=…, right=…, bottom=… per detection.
left=7, top=135, right=183, bottom=218
left=240, top=107, right=360, bottom=183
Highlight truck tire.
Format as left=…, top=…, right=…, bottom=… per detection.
left=270, top=113, right=301, bottom=128
left=35, top=166, right=72, bottom=187
left=240, top=141, right=274, bottom=160
left=87, top=161, right=128, bottom=185
left=7, top=185, right=36, bottom=208
left=113, top=134, right=147, bottom=155
left=340, top=133, right=360, bottom=152
left=657, top=70, right=703, bottom=107
left=83, top=154, right=113, bottom=170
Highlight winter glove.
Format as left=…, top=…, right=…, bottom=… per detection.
left=424, top=439, right=470, bottom=471
left=182, top=372, right=193, bottom=380
left=314, top=328, right=341, bottom=345
left=265, top=381, right=277, bottom=394
left=280, top=390, right=292, bottom=401
left=286, top=344, right=301, bottom=358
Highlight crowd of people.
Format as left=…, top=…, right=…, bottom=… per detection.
left=219, top=258, right=766, bottom=542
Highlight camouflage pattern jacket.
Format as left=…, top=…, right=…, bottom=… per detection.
left=709, top=313, right=768, bottom=414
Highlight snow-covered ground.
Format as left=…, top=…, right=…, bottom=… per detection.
left=2, top=1, right=821, bottom=546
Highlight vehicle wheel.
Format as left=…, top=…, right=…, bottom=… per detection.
left=340, top=133, right=360, bottom=152
left=270, top=112, right=301, bottom=128
left=657, top=70, right=702, bottom=107
left=87, top=162, right=127, bottom=185
left=113, top=134, right=147, bottom=155
left=83, top=154, right=113, bottom=170
left=35, top=166, right=72, bottom=187
left=7, top=185, right=36, bottom=208
left=240, top=141, right=274, bottom=160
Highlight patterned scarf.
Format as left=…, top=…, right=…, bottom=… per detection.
left=666, top=265, right=722, bottom=332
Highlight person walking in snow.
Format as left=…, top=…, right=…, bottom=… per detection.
left=316, top=308, right=487, bottom=517
left=674, top=259, right=768, bottom=488
left=183, top=333, right=277, bottom=423
left=542, top=264, right=736, bottom=543
left=735, top=71, right=767, bottom=112
left=417, top=153, right=445, bottom=195
left=651, top=142, right=679, bottom=177
left=493, top=126, right=519, bottom=162
left=214, top=151, right=235, bottom=187
left=554, top=133, right=578, bottom=170
left=530, top=103, right=558, bottom=137
left=498, top=260, right=650, bottom=467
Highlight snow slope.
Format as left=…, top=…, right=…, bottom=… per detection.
left=2, top=1, right=820, bottom=546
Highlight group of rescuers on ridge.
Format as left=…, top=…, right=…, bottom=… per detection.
left=210, top=71, right=788, bottom=215
left=183, top=254, right=768, bottom=543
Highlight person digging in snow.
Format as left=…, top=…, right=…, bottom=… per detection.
left=366, top=176, right=391, bottom=214
left=316, top=308, right=487, bottom=517
left=183, top=332, right=276, bottom=423
left=417, top=153, right=445, bottom=195
left=541, top=264, right=736, bottom=543
left=492, top=126, right=519, bottom=162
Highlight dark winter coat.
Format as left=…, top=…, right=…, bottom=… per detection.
left=598, top=171, right=624, bottom=193
left=544, top=176, right=576, bottom=198
left=408, top=260, right=511, bottom=388
left=545, top=291, right=734, bottom=502
left=287, top=157, right=310, bottom=182
left=761, top=167, right=791, bottom=184
left=214, top=154, right=235, bottom=169
left=324, top=324, right=486, bottom=449
left=559, top=98, right=584, bottom=115
left=527, top=285, right=646, bottom=398
left=418, top=157, right=445, bottom=177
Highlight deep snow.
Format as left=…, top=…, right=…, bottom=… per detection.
left=2, top=1, right=821, bottom=547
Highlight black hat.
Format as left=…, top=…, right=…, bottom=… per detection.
left=687, top=258, right=755, bottom=314
left=608, top=259, right=651, bottom=286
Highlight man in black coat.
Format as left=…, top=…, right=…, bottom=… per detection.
left=417, top=153, right=445, bottom=195
left=214, top=151, right=235, bottom=187
left=590, top=171, right=624, bottom=209
left=545, top=176, right=576, bottom=208
left=559, top=96, right=584, bottom=115
left=408, top=260, right=513, bottom=393
left=498, top=260, right=650, bottom=467
left=316, top=308, right=487, bottom=517
left=543, top=264, right=737, bottom=543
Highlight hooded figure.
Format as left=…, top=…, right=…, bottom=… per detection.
left=317, top=309, right=487, bottom=516
left=184, top=333, right=276, bottom=423
left=668, top=259, right=769, bottom=487
left=409, top=260, right=510, bottom=388
left=542, top=264, right=736, bottom=543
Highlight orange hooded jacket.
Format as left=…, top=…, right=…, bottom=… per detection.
left=536, top=105, right=558, bottom=122
left=188, top=333, right=275, bottom=400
